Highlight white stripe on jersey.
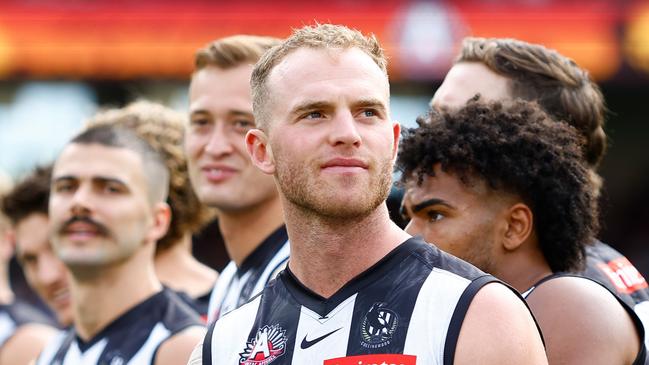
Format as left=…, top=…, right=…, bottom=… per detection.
left=211, top=295, right=262, bottom=364
left=403, top=267, right=472, bottom=364
left=0, top=312, right=16, bottom=347
left=207, top=240, right=290, bottom=323
left=291, top=295, right=357, bottom=363
left=35, top=330, right=67, bottom=365
left=127, top=322, right=171, bottom=364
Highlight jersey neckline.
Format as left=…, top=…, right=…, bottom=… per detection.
left=280, top=237, right=424, bottom=317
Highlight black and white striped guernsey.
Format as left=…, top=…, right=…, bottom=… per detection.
left=200, top=237, right=527, bottom=365
left=35, top=289, right=203, bottom=365
left=0, top=301, right=55, bottom=349
left=207, top=226, right=289, bottom=323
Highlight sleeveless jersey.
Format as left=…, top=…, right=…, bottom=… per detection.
left=583, top=241, right=649, bottom=353
left=0, top=300, right=55, bottom=348
left=198, top=237, right=534, bottom=365
left=36, top=289, right=203, bottom=365
left=207, top=226, right=289, bottom=323
left=524, top=273, right=647, bottom=365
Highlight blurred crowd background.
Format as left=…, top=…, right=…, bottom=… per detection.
left=1, top=0, right=648, bottom=289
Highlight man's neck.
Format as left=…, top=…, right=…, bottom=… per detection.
left=497, top=240, right=553, bottom=293
left=218, top=197, right=284, bottom=267
left=155, top=233, right=218, bottom=297
left=70, top=255, right=162, bottom=341
left=286, top=203, right=410, bottom=299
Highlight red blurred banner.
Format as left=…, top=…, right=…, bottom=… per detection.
left=0, top=0, right=643, bottom=80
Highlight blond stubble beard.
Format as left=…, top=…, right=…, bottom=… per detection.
left=274, top=156, right=393, bottom=221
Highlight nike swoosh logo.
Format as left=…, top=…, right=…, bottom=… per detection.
left=300, top=327, right=343, bottom=349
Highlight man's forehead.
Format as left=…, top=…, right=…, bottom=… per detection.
left=54, top=143, right=144, bottom=182
left=267, top=47, right=389, bottom=109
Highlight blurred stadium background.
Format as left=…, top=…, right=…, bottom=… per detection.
left=1, top=0, right=647, bottom=281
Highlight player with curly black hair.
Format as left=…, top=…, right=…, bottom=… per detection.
left=397, top=100, right=644, bottom=365
left=432, top=39, right=649, bottom=352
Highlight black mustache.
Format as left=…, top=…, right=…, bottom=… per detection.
left=59, top=216, right=110, bottom=237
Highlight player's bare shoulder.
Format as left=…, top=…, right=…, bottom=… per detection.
left=455, top=283, right=548, bottom=365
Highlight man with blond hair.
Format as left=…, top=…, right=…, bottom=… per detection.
left=189, top=24, right=546, bottom=365
left=186, top=35, right=289, bottom=323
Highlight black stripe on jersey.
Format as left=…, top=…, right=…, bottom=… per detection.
left=443, top=275, right=499, bottom=365
left=48, top=329, right=76, bottom=364
left=239, top=281, right=301, bottom=365
left=202, top=320, right=217, bottom=365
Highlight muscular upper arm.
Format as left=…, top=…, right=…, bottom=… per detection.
left=155, top=326, right=206, bottom=365
left=525, top=276, right=640, bottom=365
left=453, top=282, right=547, bottom=365
left=0, top=323, right=58, bottom=365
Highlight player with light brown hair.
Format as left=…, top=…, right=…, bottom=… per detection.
left=430, top=37, right=649, bottom=354
left=186, top=35, right=289, bottom=323
left=189, top=24, right=546, bottom=365
left=86, top=100, right=218, bottom=319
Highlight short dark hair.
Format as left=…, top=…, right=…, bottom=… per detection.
left=68, top=125, right=170, bottom=203
left=2, top=166, right=51, bottom=225
left=396, top=100, right=598, bottom=272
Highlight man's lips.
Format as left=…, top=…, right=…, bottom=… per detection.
left=201, top=165, right=238, bottom=182
left=321, top=158, right=369, bottom=173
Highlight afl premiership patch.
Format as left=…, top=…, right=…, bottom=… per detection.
left=239, top=324, right=287, bottom=365
left=360, top=303, right=399, bottom=349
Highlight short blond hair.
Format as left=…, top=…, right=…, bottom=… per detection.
left=194, top=35, right=281, bottom=72
left=251, top=24, right=388, bottom=129
left=86, top=100, right=210, bottom=253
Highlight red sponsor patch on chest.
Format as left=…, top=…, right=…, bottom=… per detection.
left=324, top=354, right=416, bottom=365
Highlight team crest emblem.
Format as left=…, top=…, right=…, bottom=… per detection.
left=360, top=302, right=399, bottom=349
left=239, top=324, right=287, bottom=365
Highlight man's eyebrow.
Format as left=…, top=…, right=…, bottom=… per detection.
left=289, top=101, right=333, bottom=116
left=189, top=109, right=210, bottom=117
left=228, top=110, right=254, bottom=118
left=92, top=176, right=127, bottom=186
left=352, top=98, right=387, bottom=112
left=52, top=175, right=76, bottom=184
left=412, top=198, right=454, bottom=213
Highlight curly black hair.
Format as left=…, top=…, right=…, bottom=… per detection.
left=396, top=100, right=598, bottom=273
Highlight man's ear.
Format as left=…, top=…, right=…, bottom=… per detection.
left=148, top=202, right=171, bottom=244
left=246, top=129, right=275, bottom=175
left=391, top=121, right=401, bottom=161
left=502, top=203, right=534, bottom=251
